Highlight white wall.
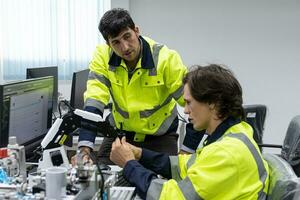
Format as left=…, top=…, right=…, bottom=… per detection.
left=111, top=0, right=129, bottom=10
left=126, top=0, right=300, bottom=149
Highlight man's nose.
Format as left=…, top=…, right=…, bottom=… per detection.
left=183, top=105, right=189, bottom=114
left=120, top=40, right=129, bottom=51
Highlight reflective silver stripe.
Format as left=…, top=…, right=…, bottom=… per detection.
left=109, top=65, right=117, bottom=72
left=84, top=98, right=105, bottom=113
left=140, top=86, right=182, bottom=118
left=178, top=176, right=203, bottom=200
left=154, top=106, right=177, bottom=136
left=169, top=156, right=182, bottom=181
left=148, top=67, right=157, bottom=76
left=110, top=89, right=129, bottom=119
left=111, top=98, right=176, bottom=133
left=139, top=99, right=171, bottom=118
left=172, top=85, right=184, bottom=100
left=146, top=178, right=167, bottom=200
left=187, top=153, right=197, bottom=169
left=258, top=191, right=266, bottom=200
left=152, top=43, right=164, bottom=67
left=107, top=113, right=116, bottom=127
left=88, top=71, right=111, bottom=88
left=149, top=43, right=164, bottom=76
left=226, top=133, right=267, bottom=199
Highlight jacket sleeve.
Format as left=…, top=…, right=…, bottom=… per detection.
left=78, top=45, right=110, bottom=149
left=163, top=49, right=187, bottom=106
left=147, top=145, right=240, bottom=200
left=123, top=148, right=172, bottom=199
left=84, top=45, right=111, bottom=112
left=78, top=106, right=103, bottom=149
left=146, top=153, right=192, bottom=200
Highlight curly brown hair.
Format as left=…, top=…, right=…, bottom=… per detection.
left=183, top=64, right=245, bottom=120
left=99, top=8, right=135, bottom=42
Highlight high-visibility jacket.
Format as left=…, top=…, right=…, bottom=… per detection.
left=84, top=36, right=187, bottom=141
left=147, top=121, right=269, bottom=200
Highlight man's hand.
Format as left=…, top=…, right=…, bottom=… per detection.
left=110, top=137, right=135, bottom=168
left=126, top=142, right=142, bottom=160
left=71, top=146, right=93, bottom=166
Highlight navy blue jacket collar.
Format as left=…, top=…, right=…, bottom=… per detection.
left=204, top=116, right=241, bottom=146
left=108, top=36, right=155, bottom=69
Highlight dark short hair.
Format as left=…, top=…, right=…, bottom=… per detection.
left=183, top=64, right=245, bottom=120
left=98, top=8, right=135, bottom=42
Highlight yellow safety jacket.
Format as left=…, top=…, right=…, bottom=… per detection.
left=84, top=36, right=187, bottom=141
left=147, top=121, right=269, bottom=199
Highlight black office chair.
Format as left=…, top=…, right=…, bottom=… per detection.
left=243, top=104, right=267, bottom=145
left=281, top=115, right=300, bottom=177
left=253, top=115, right=300, bottom=198
left=260, top=115, right=300, bottom=177
left=263, top=153, right=300, bottom=199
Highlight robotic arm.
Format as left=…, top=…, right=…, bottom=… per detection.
left=38, top=107, right=123, bottom=170
left=41, top=109, right=121, bottom=150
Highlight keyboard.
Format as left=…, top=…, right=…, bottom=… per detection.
left=114, top=172, right=132, bottom=187
left=110, top=186, right=135, bottom=200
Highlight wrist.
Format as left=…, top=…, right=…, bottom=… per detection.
left=79, top=146, right=91, bottom=154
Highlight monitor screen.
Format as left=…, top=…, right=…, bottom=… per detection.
left=70, top=69, right=89, bottom=109
left=26, top=66, right=58, bottom=111
left=0, top=77, right=54, bottom=154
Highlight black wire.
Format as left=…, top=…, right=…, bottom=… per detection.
left=57, top=100, right=74, bottom=118
left=89, top=151, right=105, bottom=199
left=27, top=146, right=43, bottom=162
left=61, top=99, right=73, bottom=110
left=57, top=100, right=105, bottom=196
left=52, top=111, right=58, bottom=120
left=58, top=101, right=63, bottom=117
left=178, top=112, right=188, bottom=123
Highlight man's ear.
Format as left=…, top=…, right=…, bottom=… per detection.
left=209, top=103, right=215, bottom=110
left=134, top=26, right=140, bottom=36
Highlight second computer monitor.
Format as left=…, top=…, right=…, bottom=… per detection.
left=26, top=66, right=58, bottom=111
left=0, top=77, right=54, bottom=155
left=70, top=69, right=89, bottom=109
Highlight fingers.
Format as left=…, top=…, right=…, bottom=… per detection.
left=121, top=136, right=126, bottom=144
left=115, top=137, right=121, bottom=145
left=112, top=137, right=127, bottom=146
left=82, top=154, right=93, bottom=165
left=112, top=137, right=120, bottom=149
left=71, top=152, right=93, bottom=167
left=71, top=155, right=77, bottom=166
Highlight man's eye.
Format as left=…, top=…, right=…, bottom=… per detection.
left=124, top=34, right=131, bottom=40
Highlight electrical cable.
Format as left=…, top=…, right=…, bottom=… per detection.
left=177, top=112, right=188, bottom=123
left=57, top=100, right=74, bottom=118
left=89, top=151, right=105, bottom=199
left=52, top=111, right=58, bottom=121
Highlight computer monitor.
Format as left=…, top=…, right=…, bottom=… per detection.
left=70, top=69, right=89, bottom=109
left=26, top=66, right=58, bottom=111
left=0, top=77, right=54, bottom=158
